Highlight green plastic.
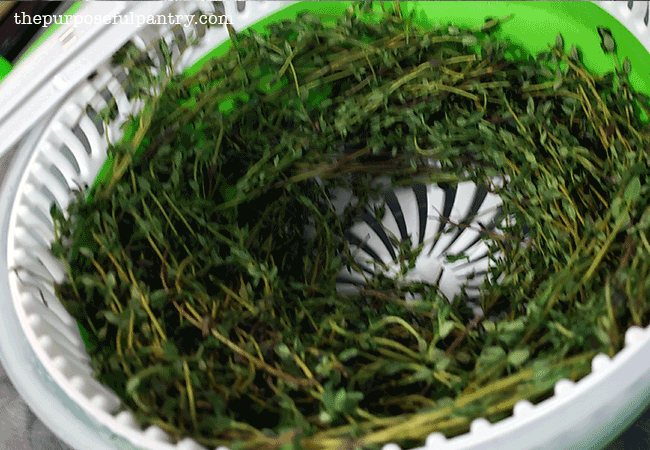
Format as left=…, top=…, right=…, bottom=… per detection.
left=221, top=1, right=650, bottom=95
left=90, top=1, right=650, bottom=194
left=402, top=1, right=650, bottom=95
left=0, top=57, right=11, bottom=82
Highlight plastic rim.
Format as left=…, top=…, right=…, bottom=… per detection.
left=1, top=2, right=650, bottom=450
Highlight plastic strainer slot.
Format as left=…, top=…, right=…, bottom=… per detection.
left=340, top=181, right=502, bottom=312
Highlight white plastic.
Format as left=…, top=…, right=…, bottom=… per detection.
left=0, top=2, right=649, bottom=450
left=338, top=181, right=503, bottom=318
left=0, top=3, right=171, bottom=162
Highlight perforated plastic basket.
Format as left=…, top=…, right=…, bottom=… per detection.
left=2, top=2, right=650, bottom=450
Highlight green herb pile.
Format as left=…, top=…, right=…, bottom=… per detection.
left=50, top=3, right=650, bottom=449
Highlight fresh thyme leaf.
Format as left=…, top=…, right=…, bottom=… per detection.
left=598, top=26, right=616, bottom=54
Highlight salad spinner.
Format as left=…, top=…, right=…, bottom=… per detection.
left=1, top=2, right=650, bottom=450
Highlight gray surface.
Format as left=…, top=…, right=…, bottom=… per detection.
left=0, top=363, right=73, bottom=450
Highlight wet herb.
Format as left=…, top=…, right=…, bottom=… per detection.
left=51, top=3, right=650, bottom=450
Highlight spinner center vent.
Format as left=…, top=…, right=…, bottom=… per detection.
left=337, top=181, right=503, bottom=311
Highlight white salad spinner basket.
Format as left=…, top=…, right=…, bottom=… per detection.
left=1, top=2, right=650, bottom=450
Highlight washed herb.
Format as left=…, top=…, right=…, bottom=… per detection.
left=51, top=3, right=650, bottom=450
